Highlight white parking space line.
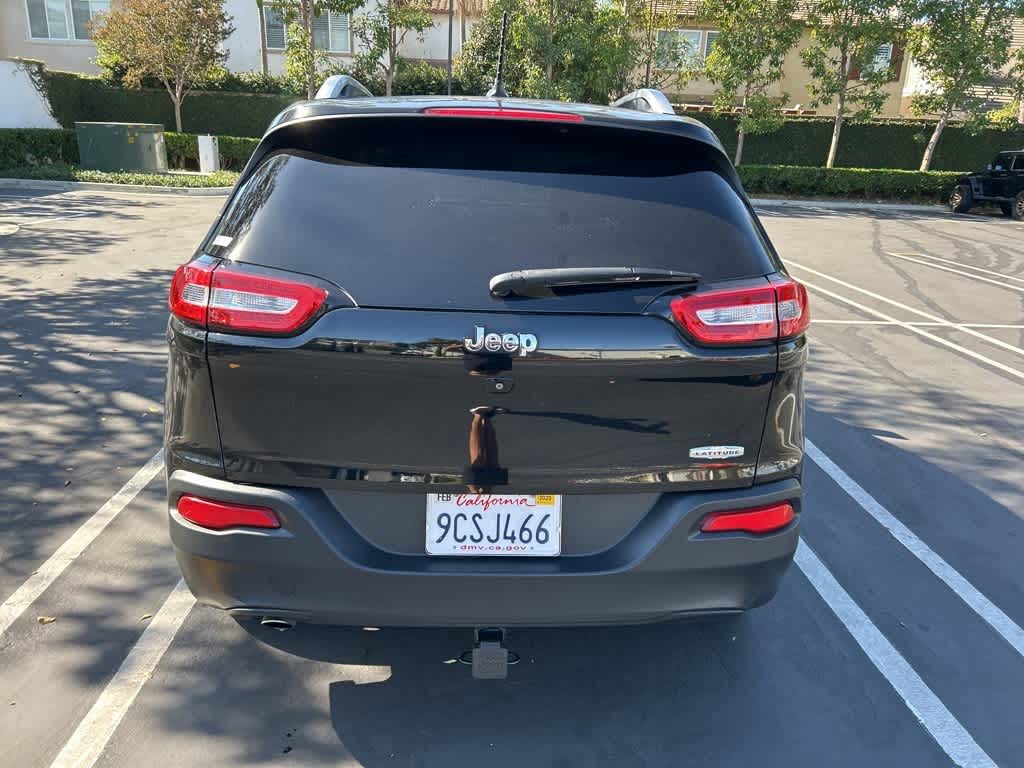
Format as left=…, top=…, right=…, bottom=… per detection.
left=795, top=541, right=997, bottom=768
left=49, top=580, right=196, bottom=768
left=884, top=252, right=1024, bottom=293
left=897, top=252, right=1024, bottom=286
left=0, top=451, right=164, bottom=639
left=806, top=440, right=1024, bottom=660
left=813, top=320, right=1024, bottom=329
left=13, top=213, right=94, bottom=227
left=796, top=278, right=1024, bottom=381
left=788, top=261, right=1024, bottom=359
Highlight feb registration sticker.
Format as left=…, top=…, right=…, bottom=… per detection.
left=426, top=494, right=562, bottom=556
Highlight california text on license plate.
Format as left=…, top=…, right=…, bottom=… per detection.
left=425, top=494, right=562, bottom=556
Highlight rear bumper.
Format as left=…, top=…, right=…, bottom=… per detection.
left=168, top=471, right=801, bottom=627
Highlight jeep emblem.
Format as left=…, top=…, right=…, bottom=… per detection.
left=464, top=326, right=538, bottom=357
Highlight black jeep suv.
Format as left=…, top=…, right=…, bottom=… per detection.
left=164, top=96, right=809, bottom=640
left=949, top=150, right=1024, bottom=219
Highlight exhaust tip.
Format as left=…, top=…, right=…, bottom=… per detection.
left=260, top=616, right=296, bottom=632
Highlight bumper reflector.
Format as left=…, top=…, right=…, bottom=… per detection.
left=700, top=502, right=795, bottom=535
left=177, top=495, right=280, bottom=531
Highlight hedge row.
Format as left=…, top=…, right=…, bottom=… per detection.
left=691, top=113, right=1024, bottom=172
left=39, top=62, right=467, bottom=138
left=0, top=128, right=79, bottom=168
left=163, top=133, right=259, bottom=171
left=0, top=128, right=259, bottom=171
left=737, top=165, right=962, bottom=202
left=29, top=66, right=1024, bottom=165
left=1, top=128, right=963, bottom=203
left=95, top=58, right=469, bottom=98
left=42, top=70, right=295, bottom=137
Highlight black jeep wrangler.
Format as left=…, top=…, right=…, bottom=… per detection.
left=949, top=150, right=1024, bottom=219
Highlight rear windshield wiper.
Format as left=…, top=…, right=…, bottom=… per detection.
left=489, top=267, right=701, bottom=299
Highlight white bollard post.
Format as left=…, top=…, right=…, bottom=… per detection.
left=198, top=135, right=220, bottom=174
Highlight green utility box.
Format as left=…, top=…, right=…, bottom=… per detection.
left=75, top=122, right=168, bottom=173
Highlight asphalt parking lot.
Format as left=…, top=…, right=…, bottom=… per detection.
left=1, top=186, right=1022, bottom=768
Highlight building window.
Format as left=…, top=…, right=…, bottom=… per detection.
left=263, top=5, right=287, bottom=49
left=313, top=10, right=350, bottom=52
left=263, top=5, right=350, bottom=53
left=866, top=43, right=893, bottom=74
left=26, top=0, right=109, bottom=40
left=656, top=29, right=718, bottom=68
left=703, top=31, right=719, bottom=58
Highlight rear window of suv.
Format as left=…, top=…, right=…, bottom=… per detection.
left=212, top=117, right=778, bottom=313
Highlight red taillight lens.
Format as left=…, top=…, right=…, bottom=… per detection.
left=700, top=502, right=795, bottom=534
left=207, top=269, right=327, bottom=334
left=168, top=260, right=215, bottom=327
left=169, top=261, right=327, bottom=335
left=422, top=107, right=584, bottom=122
left=177, top=495, right=280, bottom=530
left=671, top=283, right=777, bottom=344
left=669, top=276, right=809, bottom=345
left=772, top=277, right=811, bottom=338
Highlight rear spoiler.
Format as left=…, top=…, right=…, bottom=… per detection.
left=315, top=75, right=373, bottom=99
left=610, top=89, right=675, bottom=115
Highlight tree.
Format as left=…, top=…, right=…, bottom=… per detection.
left=1015, top=50, right=1024, bottom=124
left=354, top=0, right=433, bottom=96
left=455, top=0, right=638, bottom=103
left=907, top=0, right=1024, bottom=170
left=801, top=0, right=907, bottom=168
left=691, top=0, right=802, bottom=165
left=256, top=0, right=269, bottom=75
left=91, top=0, right=233, bottom=132
left=275, top=0, right=365, bottom=99
left=625, top=0, right=686, bottom=93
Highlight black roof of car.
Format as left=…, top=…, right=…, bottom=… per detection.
left=264, top=96, right=726, bottom=155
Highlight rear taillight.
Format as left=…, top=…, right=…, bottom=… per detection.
left=669, top=276, right=810, bottom=345
left=207, top=269, right=327, bottom=334
left=168, top=259, right=215, bottom=327
left=169, top=261, right=327, bottom=335
left=422, top=107, right=584, bottom=123
left=177, top=494, right=280, bottom=530
left=771, top=276, right=811, bottom=338
left=700, top=502, right=795, bottom=535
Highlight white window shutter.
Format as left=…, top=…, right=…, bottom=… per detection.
left=703, top=31, right=719, bottom=58
left=329, top=12, right=350, bottom=52
left=45, top=0, right=70, bottom=39
left=264, top=5, right=286, bottom=49
left=27, top=0, right=50, bottom=38
left=312, top=12, right=330, bottom=50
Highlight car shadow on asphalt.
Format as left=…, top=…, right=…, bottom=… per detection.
left=211, top=572, right=946, bottom=768
left=111, top=394, right=1024, bottom=767
left=239, top=613, right=791, bottom=767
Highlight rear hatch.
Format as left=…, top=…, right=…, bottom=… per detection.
left=202, top=107, right=783, bottom=492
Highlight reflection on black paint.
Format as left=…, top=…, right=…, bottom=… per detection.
left=506, top=410, right=669, bottom=435
left=463, top=406, right=508, bottom=492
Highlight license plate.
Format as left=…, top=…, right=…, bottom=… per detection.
left=426, top=494, right=562, bottom=556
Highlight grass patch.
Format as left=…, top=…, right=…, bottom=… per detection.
left=0, top=164, right=238, bottom=188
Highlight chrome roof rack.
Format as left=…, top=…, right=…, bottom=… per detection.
left=315, top=75, right=373, bottom=100
left=610, top=89, right=676, bottom=116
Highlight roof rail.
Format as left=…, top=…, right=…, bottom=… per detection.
left=610, top=89, right=675, bottom=116
left=315, top=75, right=373, bottom=100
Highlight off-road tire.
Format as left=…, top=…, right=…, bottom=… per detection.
left=948, top=185, right=973, bottom=214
